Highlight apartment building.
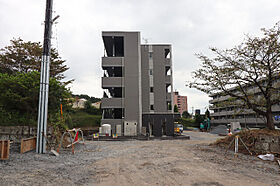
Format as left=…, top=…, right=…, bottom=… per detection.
left=209, top=84, right=280, bottom=127
left=141, top=44, right=174, bottom=137
left=101, top=31, right=174, bottom=137
left=173, top=91, right=188, bottom=116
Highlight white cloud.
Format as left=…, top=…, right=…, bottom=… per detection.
left=0, top=0, right=280, bottom=111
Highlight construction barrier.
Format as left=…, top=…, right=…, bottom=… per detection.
left=21, top=137, right=36, bottom=154
left=57, top=128, right=85, bottom=154
left=0, top=140, right=10, bottom=160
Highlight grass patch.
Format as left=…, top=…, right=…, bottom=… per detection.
left=70, top=110, right=101, bottom=129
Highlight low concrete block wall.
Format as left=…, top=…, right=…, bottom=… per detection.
left=0, top=126, right=37, bottom=142
left=0, top=126, right=54, bottom=143
left=255, top=136, right=280, bottom=153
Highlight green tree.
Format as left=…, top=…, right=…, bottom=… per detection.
left=205, top=109, right=210, bottom=119
left=188, top=23, right=280, bottom=130
left=182, top=111, right=191, bottom=118
left=0, top=38, right=69, bottom=81
left=194, top=114, right=205, bottom=126
left=73, top=94, right=101, bottom=103
left=0, top=71, right=71, bottom=126
left=83, top=101, right=102, bottom=115
left=174, top=104, right=178, bottom=112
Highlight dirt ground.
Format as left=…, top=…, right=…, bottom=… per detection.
left=1, top=131, right=280, bottom=186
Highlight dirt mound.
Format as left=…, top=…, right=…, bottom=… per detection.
left=213, top=129, right=280, bottom=155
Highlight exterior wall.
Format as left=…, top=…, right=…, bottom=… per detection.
left=101, top=32, right=142, bottom=135
left=123, top=32, right=142, bottom=132
left=142, top=114, right=174, bottom=137
left=141, top=44, right=174, bottom=136
left=141, top=45, right=173, bottom=113
left=141, top=45, right=150, bottom=113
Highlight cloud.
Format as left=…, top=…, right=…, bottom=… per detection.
left=0, top=0, right=280, bottom=111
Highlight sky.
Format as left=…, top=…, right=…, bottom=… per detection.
left=0, top=0, right=280, bottom=113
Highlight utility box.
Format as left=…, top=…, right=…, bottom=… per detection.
left=141, top=127, right=146, bottom=136
left=124, top=121, right=137, bottom=136
left=230, top=122, right=241, bottom=133
left=116, top=125, right=122, bottom=136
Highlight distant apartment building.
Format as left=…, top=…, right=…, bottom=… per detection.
left=173, top=91, right=188, bottom=116
left=101, top=31, right=174, bottom=137
left=91, top=101, right=101, bottom=109
left=209, top=83, right=280, bottom=127
left=72, top=98, right=87, bottom=109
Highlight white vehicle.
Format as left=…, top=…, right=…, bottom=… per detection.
left=176, top=124, right=184, bottom=133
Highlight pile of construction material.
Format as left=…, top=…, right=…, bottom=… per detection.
left=213, top=129, right=280, bottom=155
left=210, top=125, right=227, bottom=136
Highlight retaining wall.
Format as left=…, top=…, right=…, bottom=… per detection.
left=255, top=135, right=280, bottom=153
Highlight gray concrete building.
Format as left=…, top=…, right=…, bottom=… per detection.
left=101, top=31, right=175, bottom=136
left=209, top=84, right=280, bottom=128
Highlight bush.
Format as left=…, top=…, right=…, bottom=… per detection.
left=71, top=110, right=101, bottom=128
left=83, top=101, right=102, bottom=115
left=0, top=72, right=71, bottom=126
left=178, top=118, right=198, bottom=128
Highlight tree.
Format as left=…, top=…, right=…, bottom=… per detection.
left=205, top=109, right=210, bottom=119
left=182, top=111, right=191, bottom=118
left=73, top=94, right=101, bottom=103
left=174, top=104, right=178, bottom=112
left=83, top=101, right=102, bottom=115
left=194, top=114, right=205, bottom=126
left=0, top=71, right=71, bottom=126
left=188, top=23, right=280, bottom=130
left=0, top=38, right=69, bottom=81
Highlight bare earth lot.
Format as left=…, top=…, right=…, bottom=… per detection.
left=1, top=131, right=279, bottom=186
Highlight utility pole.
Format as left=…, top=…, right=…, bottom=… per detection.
left=36, top=0, right=54, bottom=153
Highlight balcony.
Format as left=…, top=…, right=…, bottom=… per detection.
left=165, top=75, right=171, bottom=84
left=166, top=93, right=171, bottom=101
left=101, top=119, right=123, bottom=126
left=101, top=98, right=124, bottom=109
left=165, top=58, right=171, bottom=67
left=102, top=77, right=124, bottom=88
left=102, top=57, right=124, bottom=69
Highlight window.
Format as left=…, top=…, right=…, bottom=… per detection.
left=150, top=87, right=154, bottom=93
left=164, top=49, right=170, bottom=59
left=149, top=52, right=153, bottom=59
left=149, top=69, right=153, bottom=75
left=150, top=105, right=154, bottom=110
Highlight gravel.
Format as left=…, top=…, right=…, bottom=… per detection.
left=1, top=131, right=280, bottom=186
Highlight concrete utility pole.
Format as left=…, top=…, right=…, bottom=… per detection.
left=36, top=0, right=54, bottom=154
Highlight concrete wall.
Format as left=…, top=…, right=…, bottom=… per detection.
left=0, top=126, right=37, bottom=143
left=255, top=135, right=280, bottom=153
left=142, top=114, right=174, bottom=137
left=123, top=32, right=142, bottom=132
left=101, top=32, right=142, bottom=135
left=141, top=44, right=173, bottom=113
left=141, top=45, right=150, bottom=113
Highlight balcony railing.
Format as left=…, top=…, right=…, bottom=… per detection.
left=101, top=98, right=124, bottom=109
left=165, top=75, right=171, bottom=84
left=102, top=57, right=124, bottom=68
left=102, top=77, right=124, bottom=88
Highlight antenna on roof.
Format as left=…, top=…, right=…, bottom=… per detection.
left=142, top=37, right=151, bottom=44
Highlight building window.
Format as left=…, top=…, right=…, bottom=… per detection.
left=149, top=69, right=153, bottom=75
left=149, top=52, right=153, bottom=59
left=164, top=49, right=170, bottom=59
left=150, top=87, right=154, bottom=92
left=150, top=105, right=154, bottom=110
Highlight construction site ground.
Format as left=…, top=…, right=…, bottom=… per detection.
left=1, top=131, right=280, bottom=186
